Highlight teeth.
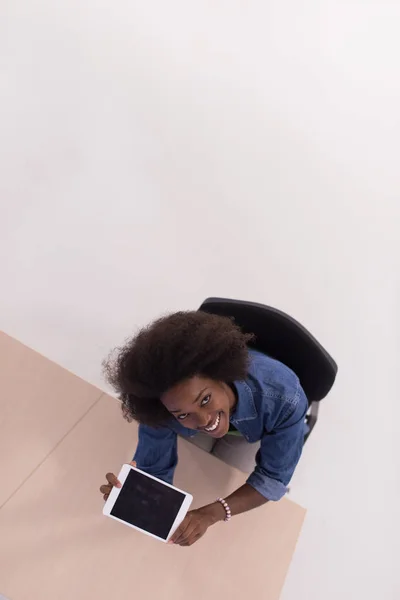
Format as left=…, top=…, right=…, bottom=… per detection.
left=205, top=413, right=220, bottom=432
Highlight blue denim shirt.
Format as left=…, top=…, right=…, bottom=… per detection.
left=134, top=350, right=308, bottom=501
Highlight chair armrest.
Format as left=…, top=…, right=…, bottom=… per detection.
left=304, top=400, right=319, bottom=443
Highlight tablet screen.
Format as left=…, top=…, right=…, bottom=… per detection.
left=110, top=469, right=186, bottom=540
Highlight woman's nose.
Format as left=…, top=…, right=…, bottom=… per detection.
left=195, top=412, right=211, bottom=429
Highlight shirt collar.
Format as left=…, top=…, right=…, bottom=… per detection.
left=230, top=379, right=257, bottom=423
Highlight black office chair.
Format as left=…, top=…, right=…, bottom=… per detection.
left=199, top=297, right=337, bottom=442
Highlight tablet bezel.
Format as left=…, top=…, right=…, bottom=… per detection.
left=102, top=463, right=193, bottom=542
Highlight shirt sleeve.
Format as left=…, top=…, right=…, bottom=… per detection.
left=246, top=385, right=308, bottom=501
left=133, top=423, right=178, bottom=484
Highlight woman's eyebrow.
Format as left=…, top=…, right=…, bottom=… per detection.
left=169, top=388, right=208, bottom=413
left=192, top=387, right=208, bottom=404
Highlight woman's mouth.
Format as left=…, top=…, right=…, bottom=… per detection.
left=203, top=412, right=221, bottom=433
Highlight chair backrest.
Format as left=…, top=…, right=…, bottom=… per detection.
left=199, top=297, right=337, bottom=404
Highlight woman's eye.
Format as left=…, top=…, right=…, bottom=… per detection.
left=178, top=413, right=188, bottom=420
left=201, top=394, right=211, bottom=407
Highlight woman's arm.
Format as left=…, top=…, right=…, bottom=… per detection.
left=170, top=484, right=268, bottom=546
left=171, top=388, right=308, bottom=547
left=205, top=482, right=267, bottom=519
left=134, top=423, right=178, bottom=484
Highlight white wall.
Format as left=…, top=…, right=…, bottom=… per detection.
left=1, top=1, right=399, bottom=598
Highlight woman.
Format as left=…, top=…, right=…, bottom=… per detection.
left=100, top=311, right=308, bottom=546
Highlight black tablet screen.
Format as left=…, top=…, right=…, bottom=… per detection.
left=110, top=469, right=186, bottom=540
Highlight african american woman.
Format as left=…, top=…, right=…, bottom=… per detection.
left=99, top=311, right=308, bottom=546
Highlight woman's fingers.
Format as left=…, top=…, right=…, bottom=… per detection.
left=101, top=463, right=136, bottom=502
left=105, top=472, right=121, bottom=488
left=169, top=523, right=187, bottom=544
left=173, top=524, right=199, bottom=546
left=169, top=509, right=212, bottom=547
left=180, top=533, right=201, bottom=547
left=174, top=524, right=198, bottom=546
left=170, top=516, right=193, bottom=545
left=103, top=463, right=135, bottom=492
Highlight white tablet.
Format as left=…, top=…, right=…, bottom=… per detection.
left=103, top=464, right=193, bottom=542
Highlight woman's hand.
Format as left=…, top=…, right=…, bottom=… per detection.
left=169, top=503, right=225, bottom=547
left=99, top=461, right=136, bottom=501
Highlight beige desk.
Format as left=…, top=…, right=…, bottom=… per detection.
left=0, top=332, right=306, bottom=600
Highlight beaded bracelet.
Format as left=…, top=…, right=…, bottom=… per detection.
left=216, top=497, right=232, bottom=522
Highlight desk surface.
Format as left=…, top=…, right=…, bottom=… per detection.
left=0, top=332, right=306, bottom=600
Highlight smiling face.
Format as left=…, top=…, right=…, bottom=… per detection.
left=160, top=376, right=237, bottom=438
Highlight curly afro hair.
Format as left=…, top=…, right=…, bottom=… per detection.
left=103, top=311, right=253, bottom=427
